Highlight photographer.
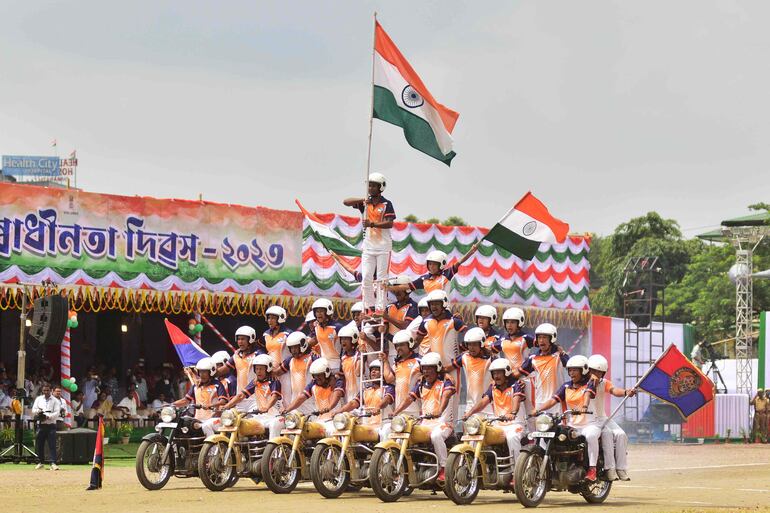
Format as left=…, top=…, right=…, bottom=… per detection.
left=32, top=383, right=61, bottom=470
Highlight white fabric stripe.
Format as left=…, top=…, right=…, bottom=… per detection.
left=373, top=52, right=454, bottom=155
left=498, top=209, right=557, bottom=244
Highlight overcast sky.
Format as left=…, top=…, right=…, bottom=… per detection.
left=1, top=1, right=768, bottom=236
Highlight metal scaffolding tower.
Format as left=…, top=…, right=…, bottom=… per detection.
left=721, top=225, right=769, bottom=395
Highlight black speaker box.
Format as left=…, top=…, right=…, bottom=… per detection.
left=30, top=295, right=69, bottom=345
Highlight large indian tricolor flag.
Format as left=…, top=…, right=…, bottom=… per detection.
left=373, top=21, right=459, bottom=165
left=296, top=199, right=362, bottom=257
left=484, top=192, right=570, bottom=260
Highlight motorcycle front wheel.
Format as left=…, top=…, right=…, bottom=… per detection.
left=310, top=443, right=351, bottom=498
left=369, top=447, right=408, bottom=503
left=581, top=479, right=612, bottom=504
left=514, top=450, right=548, bottom=508
left=136, top=440, right=174, bottom=490
left=444, top=451, right=481, bottom=505
left=261, top=442, right=300, bottom=494
left=198, top=441, right=236, bottom=491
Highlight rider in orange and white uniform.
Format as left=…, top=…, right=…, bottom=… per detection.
left=222, top=354, right=285, bottom=438
left=391, top=352, right=455, bottom=483
left=338, top=324, right=363, bottom=403
left=535, top=355, right=600, bottom=482
left=473, top=304, right=502, bottom=352
left=415, top=289, right=466, bottom=424
left=450, top=327, right=492, bottom=416
left=382, top=279, right=418, bottom=361
left=174, top=357, right=226, bottom=436
left=587, top=354, right=634, bottom=482
left=281, top=357, right=345, bottom=436
left=331, top=360, right=395, bottom=438
left=405, top=297, right=430, bottom=340
left=389, top=246, right=478, bottom=296
left=275, top=332, right=318, bottom=415
left=463, top=358, right=528, bottom=485
left=307, top=298, right=344, bottom=373
left=381, top=330, right=422, bottom=419
left=516, top=323, right=569, bottom=415
left=490, top=307, right=534, bottom=370
left=223, top=326, right=262, bottom=412
left=262, top=305, right=291, bottom=403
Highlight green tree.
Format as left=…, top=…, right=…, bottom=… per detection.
left=425, top=217, right=441, bottom=224
left=403, top=214, right=419, bottom=223
left=442, top=216, right=467, bottom=226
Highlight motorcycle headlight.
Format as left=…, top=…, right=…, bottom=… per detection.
left=333, top=413, right=350, bottom=431
left=464, top=415, right=482, bottom=435
left=221, top=409, right=236, bottom=427
left=284, top=412, right=300, bottom=429
left=160, top=406, right=175, bottom=424
left=181, top=426, right=189, bottom=434
left=391, top=415, right=407, bottom=433
left=536, top=414, right=553, bottom=433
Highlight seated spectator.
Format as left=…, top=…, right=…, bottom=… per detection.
left=113, top=383, right=142, bottom=420
left=133, top=370, right=149, bottom=404
left=71, top=391, right=86, bottom=427
left=87, top=391, right=114, bottom=420
left=0, top=384, right=13, bottom=418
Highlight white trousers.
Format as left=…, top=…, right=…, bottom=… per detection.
left=575, top=423, right=602, bottom=467
left=252, top=413, right=286, bottom=440
left=361, top=251, right=389, bottom=311
left=202, top=417, right=220, bottom=437
left=429, top=424, right=453, bottom=467
left=599, top=418, right=628, bottom=470
left=502, top=422, right=527, bottom=462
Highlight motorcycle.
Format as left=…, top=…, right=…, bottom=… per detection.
left=444, top=415, right=518, bottom=505
left=368, top=414, right=456, bottom=502
left=260, top=410, right=326, bottom=494
left=197, top=408, right=269, bottom=491
left=513, top=410, right=611, bottom=507
left=309, top=411, right=380, bottom=498
left=135, top=405, right=207, bottom=490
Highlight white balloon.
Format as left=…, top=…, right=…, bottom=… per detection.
left=69, top=376, right=76, bottom=383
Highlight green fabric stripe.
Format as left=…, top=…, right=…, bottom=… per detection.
left=483, top=224, right=541, bottom=260
left=760, top=311, right=767, bottom=389
left=316, top=234, right=362, bottom=257
left=303, top=227, right=590, bottom=263
left=373, top=86, right=456, bottom=166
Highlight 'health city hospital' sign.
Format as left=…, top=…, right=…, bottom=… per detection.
left=0, top=183, right=303, bottom=282
left=2, top=155, right=61, bottom=179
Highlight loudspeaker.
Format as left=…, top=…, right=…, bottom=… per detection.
left=30, top=295, right=68, bottom=345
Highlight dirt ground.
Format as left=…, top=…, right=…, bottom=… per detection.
left=2, top=444, right=769, bottom=513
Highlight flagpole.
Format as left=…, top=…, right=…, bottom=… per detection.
left=361, top=11, right=377, bottom=310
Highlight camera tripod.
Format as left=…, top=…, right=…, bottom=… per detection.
left=0, top=404, right=38, bottom=463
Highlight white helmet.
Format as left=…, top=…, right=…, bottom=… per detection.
left=489, top=357, right=513, bottom=377
left=211, top=350, right=230, bottom=365
left=464, top=327, right=486, bottom=345
left=534, top=323, right=558, bottom=343
left=566, top=355, right=590, bottom=375
left=265, top=305, right=287, bottom=324
left=368, top=172, right=387, bottom=192
left=368, top=359, right=382, bottom=369
left=420, top=352, right=443, bottom=373
left=390, top=275, right=412, bottom=286
left=417, top=297, right=429, bottom=310
left=311, top=298, right=334, bottom=316
left=309, top=357, right=332, bottom=378
left=392, top=329, right=417, bottom=349
left=286, top=331, right=309, bottom=353
left=426, top=250, right=448, bottom=269
left=350, top=301, right=364, bottom=314
left=235, top=326, right=257, bottom=345
left=588, top=354, right=608, bottom=373
left=475, top=304, right=498, bottom=324
left=305, top=311, right=315, bottom=323
left=195, top=357, right=216, bottom=374
left=252, top=353, right=274, bottom=373
left=502, top=307, right=525, bottom=327
left=338, top=324, right=359, bottom=340
left=425, top=289, right=448, bottom=309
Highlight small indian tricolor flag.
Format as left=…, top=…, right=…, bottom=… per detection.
left=373, top=21, right=459, bottom=166
left=296, top=199, right=362, bottom=257
left=484, top=192, right=570, bottom=260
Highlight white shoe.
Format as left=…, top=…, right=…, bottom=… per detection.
left=616, top=469, right=630, bottom=481
left=50, top=463, right=59, bottom=471
left=35, top=463, right=44, bottom=470
left=605, top=469, right=618, bottom=481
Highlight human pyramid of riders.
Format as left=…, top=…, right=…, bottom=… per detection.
left=152, top=174, right=635, bottom=505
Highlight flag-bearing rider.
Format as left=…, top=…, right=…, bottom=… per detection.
left=342, top=172, right=395, bottom=313
left=173, top=357, right=226, bottom=436
left=221, top=354, right=285, bottom=439
left=391, top=352, right=456, bottom=483
left=306, top=298, right=344, bottom=374
left=587, top=354, right=634, bottom=481
left=280, top=357, right=345, bottom=436
left=533, top=355, right=601, bottom=482
left=462, top=357, right=528, bottom=488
